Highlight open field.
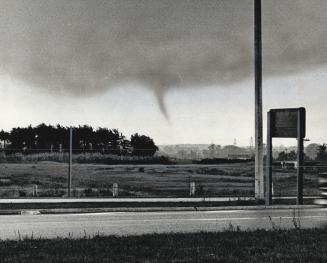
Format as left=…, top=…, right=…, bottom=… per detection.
left=0, top=162, right=255, bottom=197
left=1, top=227, right=327, bottom=262
left=0, top=162, right=322, bottom=198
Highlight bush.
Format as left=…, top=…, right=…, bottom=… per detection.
left=38, top=189, right=66, bottom=197
left=0, top=152, right=173, bottom=165
left=18, top=190, right=27, bottom=197
left=84, top=188, right=98, bottom=197
left=98, top=188, right=112, bottom=197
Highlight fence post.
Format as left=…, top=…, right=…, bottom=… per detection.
left=113, top=183, right=118, bottom=197
left=190, top=182, right=196, bottom=197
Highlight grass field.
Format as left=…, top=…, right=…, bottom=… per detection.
left=1, top=227, right=326, bottom=262
left=0, top=161, right=322, bottom=198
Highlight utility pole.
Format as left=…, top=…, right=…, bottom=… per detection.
left=68, top=126, right=72, bottom=197
left=254, top=0, right=264, bottom=200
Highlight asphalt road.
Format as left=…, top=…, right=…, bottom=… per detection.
left=0, top=208, right=326, bottom=240
left=0, top=196, right=318, bottom=203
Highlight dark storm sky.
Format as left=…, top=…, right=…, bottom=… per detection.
left=0, top=0, right=327, bottom=144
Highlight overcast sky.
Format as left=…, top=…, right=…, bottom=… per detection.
left=1, top=0, right=327, bottom=145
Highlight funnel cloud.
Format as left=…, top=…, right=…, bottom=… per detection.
left=1, top=0, right=327, bottom=116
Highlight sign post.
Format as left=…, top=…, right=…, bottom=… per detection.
left=266, top=108, right=306, bottom=205
left=266, top=111, right=273, bottom=205
left=297, top=109, right=305, bottom=205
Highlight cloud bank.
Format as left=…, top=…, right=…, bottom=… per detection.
left=1, top=0, right=327, bottom=116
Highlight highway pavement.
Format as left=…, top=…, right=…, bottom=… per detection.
left=0, top=207, right=326, bottom=240
left=0, top=196, right=318, bottom=203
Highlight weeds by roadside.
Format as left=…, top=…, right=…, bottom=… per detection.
left=1, top=227, right=326, bottom=263
left=292, top=208, right=302, bottom=229
left=267, top=209, right=302, bottom=231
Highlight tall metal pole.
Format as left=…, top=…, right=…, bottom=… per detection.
left=68, top=127, right=72, bottom=197
left=254, top=0, right=264, bottom=200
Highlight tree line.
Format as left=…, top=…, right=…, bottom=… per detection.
left=276, top=143, right=327, bottom=162
left=0, top=124, right=158, bottom=156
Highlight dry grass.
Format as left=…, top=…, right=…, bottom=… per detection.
left=1, top=228, right=327, bottom=262
left=0, top=162, right=320, bottom=198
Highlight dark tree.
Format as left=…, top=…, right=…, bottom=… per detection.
left=0, top=130, right=10, bottom=148
left=2, top=124, right=159, bottom=156
left=316, top=144, right=327, bottom=162
left=74, top=125, right=94, bottom=150
left=277, top=150, right=297, bottom=161
left=34, top=123, right=57, bottom=150
left=56, top=125, right=69, bottom=150
left=130, top=133, right=158, bottom=156
left=10, top=127, right=34, bottom=150
left=94, top=128, right=121, bottom=153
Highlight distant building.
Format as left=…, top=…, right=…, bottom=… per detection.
left=227, top=154, right=253, bottom=160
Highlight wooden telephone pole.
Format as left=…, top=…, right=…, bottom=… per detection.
left=254, top=0, right=264, bottom=200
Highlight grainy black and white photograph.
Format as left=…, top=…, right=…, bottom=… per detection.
left=0, top=0, right=327, bottom=262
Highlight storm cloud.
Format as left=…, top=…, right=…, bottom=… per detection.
left=1, top=0, right=327, bottom=117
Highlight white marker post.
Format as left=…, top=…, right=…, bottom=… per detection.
left=113, top=183, right=118, bottom=197
left=33, top=184, right=38, bottom=197
left=190, top=182, right=196, bottom=197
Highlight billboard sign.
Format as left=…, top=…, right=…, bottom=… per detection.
left=270, top=108, right=305, bottom=138
left=266, top=107, right=306, bottom=206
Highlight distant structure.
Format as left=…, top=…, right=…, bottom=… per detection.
left=233, top=138, right=237, bottom=146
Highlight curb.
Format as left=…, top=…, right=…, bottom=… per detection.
left=0, top=205, right=319, bottom=215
